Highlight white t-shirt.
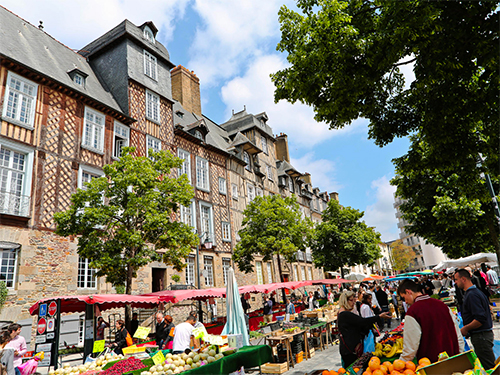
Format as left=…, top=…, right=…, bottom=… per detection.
left=173, top=322, right=194, bottom=352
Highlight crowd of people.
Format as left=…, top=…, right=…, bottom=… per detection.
left=336, top=267, right=499, bottom=371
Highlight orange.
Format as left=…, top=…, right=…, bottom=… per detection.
left=338, top=369, right=346, bottom=374
left=330, top=372, right=338, bottom=375
left=403, top=370, right=415, bottom=375
left=393, top=359, right=406, bottom=372
left=363, top=372, right=371, bottom=375
left=369, top=357, right=381, bottom=371
left=390, top=371, right=402, bottom=375
left=418, top=358, right=431, bottom=367
left=405, top=362, right=416, bottom=372
left=322, top=371, right=330, bottom=375
left=354, top=368, right=360, bottom=373
left=383, top=362, right=394, bottom=373
left=380, top=365, right=388, bottom=374
left=365, top=369, right=373, bottom=374
left=373, top=370, right=385, bottom=375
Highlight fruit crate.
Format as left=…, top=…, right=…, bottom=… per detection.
left=261, top=362, right=288, bottom=374
left=295, top=351, right=304, bottom=364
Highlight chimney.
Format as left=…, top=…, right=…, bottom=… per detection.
left=275, top=133, right=290, bottom=163
left=171, top=65, right=202, bottom=116
left=301, top=173, right=312, bottom=185
left=330, top=192, right=339, bottom=201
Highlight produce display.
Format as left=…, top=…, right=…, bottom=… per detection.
left=49, top=353, right=127, bottom=375
left=360, top=356, right=430, bottom=375
left=100, top=357, right=145, bottom=375
left=372, top=338, right=403, bottom=358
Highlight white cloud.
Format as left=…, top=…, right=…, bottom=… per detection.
left=363, top=176, right=399, bottom=242
left=1, top=0, right=189, bottom=49
left=220, top=54, right=366, bottom=149
left=290, top=153, right=340, bottom=193
left=188, top=0, right=290, bottom=86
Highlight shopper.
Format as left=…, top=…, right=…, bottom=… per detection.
left=375, top=285, right=391, bottom=328
left=431, top=275, right=442, bottom=294
left=263, top=296, right=273, bottom=323
left=421, top=275, right=434, bottom=296
left=163, top=315, right=175, bottom=350
left=0, top=330, right=15, bottom=375
left=487, top=266, right=499, bottom=287
left=130, top=313, right=139, bottom=337
left=5, top=324, right=26, bottom=375
left=454, top=269, right=496, bottom=369
left=109, top=320, right=129, bottom=355
left=95, top=317, right=110, bottom=340
left=285, top=298, right=295, bottom=321
left=398, top=278, right=463, bottom=363
left=337, top=290, right=391, bottom=368
left=366, top=284, right=381, bottom=313
left=172, top=315, right=197, bottom=354
left=360, top=293, right=375, bottom=318
left=155, top=313, right=169, bottom=350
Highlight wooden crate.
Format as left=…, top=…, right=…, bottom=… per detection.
left=261, top=362, right=289, bottom=374
left=295, top=351, right=304, bottom=364
left=308, top=348, right=315, bottom=358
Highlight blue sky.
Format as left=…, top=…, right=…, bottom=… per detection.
left=3, top=0, right=411, bottom=241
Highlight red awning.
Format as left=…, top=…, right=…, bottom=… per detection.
left=142, top=288, right=226, bottom=303
left=29, top=294, right=164, bottom=316
left=311, top=278, right=354, bottom=285
left=238, top=280, right=312, bottom=294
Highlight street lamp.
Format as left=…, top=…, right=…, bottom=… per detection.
left=196, top=231, right=212, bottom=323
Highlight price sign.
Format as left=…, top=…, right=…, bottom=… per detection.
left=152, top=350, right=165, bottom=365
left=133, top=326, right=151, bottom=340
left=209, top=335, right=225, bottom=346
left=93, top=340, right=105, bottom=353
left=192, top=325, right=208, bottom=340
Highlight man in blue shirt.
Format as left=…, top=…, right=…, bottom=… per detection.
left=454, top=269, right=495, bottom=369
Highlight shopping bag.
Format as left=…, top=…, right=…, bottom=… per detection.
left=363, top=330, right=375, bottom=354
left=18, top=352, right=43, bottom=375
left=457, top=313, right=471, bottom=351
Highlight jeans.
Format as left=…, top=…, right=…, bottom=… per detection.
left=470, top=330, right=496, bottom=370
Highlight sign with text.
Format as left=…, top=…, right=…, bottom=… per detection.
left=152, top=350, right=165, bottom=365
left=48, top=301, right=57, bottom=316
left=192, top=325, right=208, bottom=340
left=36, top=343, right=52, bottom=367
left=37, top=318, right=47, bottom=335
left=133, top=326, right=151, bottom=340
left=93, top=340, right=105, bottom=353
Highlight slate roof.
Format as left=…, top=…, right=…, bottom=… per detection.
left=277, top=159, right=302, bottom=178
left=0, top=6, right=124, bottom=114
left=79, top=19, right=174, bottom=69
left=220, top=109, right=274, bottom=138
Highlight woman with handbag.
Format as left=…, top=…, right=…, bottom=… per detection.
left=109, top=320, right=130, bottom=355
left=337, top=291, right=391, bottom=368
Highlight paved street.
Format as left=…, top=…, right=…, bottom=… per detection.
left=286, top=344, right=342, bottom=375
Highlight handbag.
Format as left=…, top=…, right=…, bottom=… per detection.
left=339, top=332, right=363, bottom=357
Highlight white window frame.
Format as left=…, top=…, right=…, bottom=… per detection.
left=267, top=165, right=273, bottom=181
left=78, top=165, right=104, bottom=190
left=73, top=73, right=85, bottom=87
left=204, top=256, right=214, bottom=287
left=218, top=177, right=227, bottom=195
left=186, top=256, right=195, bottom=286
left=222, top=258, right=231, bottom=286
left=256, top=187, right=263, bottom=197
left=307, top=267, right=312, bottom=281
left=146, top=135, right=161, bottom=159
left=180, top=200, right=196, bottom=230
left=113, top=122, right=129, bottom=159
left=82, top=107, right=105, bottom=153
left=0, top=139, right=34, bottom=217
left=261, top=136, right=268, bottom=154
left=2, top=71, right=38, bottom=129
left=143, top=26, right=155, bottom=44
left=144, top=50, right=158, bottom=81
left=301, top=266, right=306, bottom=281
left=77, top=257, right=97, bottom=289
left=231, top=183, right=238, bottom=200
left=247, top=183, right=255, bottom=203
left=243, top=151, right=251, bottom=171
left=196, top=157, right=210, bottom=192
left=199, top=202, right=214, bottom=242
left=267, top=262, right=273, bottom=283
left=293, top=265, right=299, bottom=282
left=177, top=148, right=191, bottom=183
left=0, top=248, right=18, bottom=289
left=256, top=261, right=263, bottom=284
left=146, top=89, right=160, bottom=123
left=222, top=222, right=231, bottom=242
left=288, top=177, right=294, bottom=193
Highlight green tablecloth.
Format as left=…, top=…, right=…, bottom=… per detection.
left=182, top=345, right=273, bottom=375
left=308, top=321, right=327, bottom=330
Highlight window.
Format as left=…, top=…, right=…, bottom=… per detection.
left=196, top=157, right=210, bottom=191
left=146, top=90, right=160, bottom=123
left=144, top=51, right=157, bottom=80
left=231, top=183, right=238, bottom=200
left=180, top=201, right=196, bottom=229
left=199, top=202, right=213, bottom=241
left=293, top=265, right=299, bottom=282
left=222, top=258, right=231, bottom=285
left=267, top=263, right=273, bottom=283
left=301, top=266, right=306, bottom=281
left=177, top=149, right=191, bottom=183
left=218, top=178, right=227, bottom=195
left=146, top=135, right=161, bottom=159
left=288, top=177, right=294, bottom=193
left=0, top=142, right=34, bottom=217
left=143, top=26, right=155, bottom=43
left=78, top=165, right=103, bottom=194
left=193, top=130, right=203, bottom=141
left=186, top=256, right=195, bottom=286
left=307, top=267, right=312, bottom=281
left=204, top=256, right=214, bottom=287
left=77, top=257, right=97, bottom=289
left=2, top=72, right=38, bottom=128
left=222, top=222, right=231, bottom=242
left=267, top=165, right=273, bottom=181
left=256, top=187, right=263, bottom=197
left=82, top=107, right=105, bottom=152
left=243, top=151, right=251, bottom=171
left=0, top=248, right=18, bottom=288
left=256, top=261, right=263, bottom=284
left=261, top=136, right=268, bottom=154
left=73, top=73, right=84, bottom=86
left=247, top=183, right=255, bottom=203
left=113, top=122, right=129, bottom=159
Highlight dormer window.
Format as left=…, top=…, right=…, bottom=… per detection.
left=68, top=68, right=88, bottom=89
left=194, top=130, right=203, bottom=140
left=74, top=73, right=84, bottom=86
left=143, top=26, right=155, bottom=44
left=176, top=111, right=184, bottom=119
left=243, top=151, right=251, bottom=171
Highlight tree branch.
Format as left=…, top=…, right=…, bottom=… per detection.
left=392, top=57, right=417, bottom=67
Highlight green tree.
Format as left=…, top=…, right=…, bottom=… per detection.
left=54, top=147, right=198, bottom=297
left=233, top=194, right=312, bottom=299
left=273, top=0, right=499, bottom=259
left=390, top=240, right=416, bottom=272
left=311, top=200, right=381, bottom=277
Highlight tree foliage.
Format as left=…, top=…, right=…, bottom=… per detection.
left=273, top=0, right=499, bottom=258
left=232, top=195, right=312, bottom=274
left=311, top=200, right=381, bottom=277
left=54, top=148, right=198, bottom=294
left=390, top=240, right=416, bottom=272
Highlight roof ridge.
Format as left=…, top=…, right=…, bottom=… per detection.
left=0, top=5, right=82, bottom=57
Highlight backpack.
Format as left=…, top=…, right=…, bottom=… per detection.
left=126, top=332, right=133, bottom=346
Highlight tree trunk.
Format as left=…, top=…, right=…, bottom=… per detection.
left=340, top=263, right=345, bottom=279
left=125, top=264, right=134, bottom=332
left=276, top=254, right=287, bottom=304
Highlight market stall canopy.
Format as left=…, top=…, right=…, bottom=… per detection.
left=433, top=253, right=498, bottom=271
left=384, top=275, right=418, bottom=282
left=238, top=280, right=311, bottom=294
left=142, top=288, right=226, bottom=303
left=327, top=271, right=341, bottom=277
left=311, top=278, right=353, bottom=285
left=29, top=294, right=163, bottom=315
left=345, top=273, right=369, bottom=281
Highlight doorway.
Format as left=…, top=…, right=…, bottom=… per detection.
left=152, top=268, right=166, bottom=293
